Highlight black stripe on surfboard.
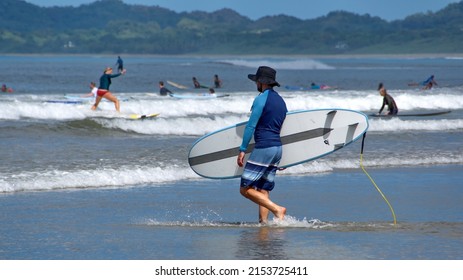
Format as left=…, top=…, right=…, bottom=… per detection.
left=189, top=127, right=333, bottom=167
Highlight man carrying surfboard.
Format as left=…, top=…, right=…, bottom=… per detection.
left=237, top=66, right=288, bottom=223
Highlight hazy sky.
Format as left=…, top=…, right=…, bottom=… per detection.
left=24, top=0, right=460, bottom=21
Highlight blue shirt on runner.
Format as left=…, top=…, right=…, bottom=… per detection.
left=239, top=89, right=287, bottom=152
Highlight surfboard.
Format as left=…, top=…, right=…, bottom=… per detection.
left=284, top=85, right=309, bottom=91
left=169, top=93, right=229, bottom=99
left=188, top=108, right=369, bottom=179
left=167, top=80, right=188, bottom=89
left=46, top=100, right=83, bottom=104
left=127, top=113, right=160, bottom=120
left=64, top=95, right=93, bottom=101
left=284, top=85, right=336, bottom=91
left=369, top=110, right=451, bottom=118
left=92, top=112, right=160, bottom=120
left=64, top=95, right=130, bottom=102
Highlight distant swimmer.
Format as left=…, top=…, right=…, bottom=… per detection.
left=192, top=77, right=201, bottom=88
left=116, top=56, right=124, bottom=73
left=422, top=75, right=438, bottom=90
left=213, top=74, right=222, bottom=88
left=377, top=82, right=398, bottom=115
left=1, top=84, right=13, bottom=93
left=92, top=67, right=126, bottom=112
left=159, top=81, right=172, bottom=96
left=310, top=82, right=331, bottom=90
left=408, top=75, right=438, bottom=90
left=208, top=88, right=216, bottom=96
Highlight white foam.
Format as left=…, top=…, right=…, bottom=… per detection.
left=1, top=91, right=462, bottom=125
left=0, top=165, right=198, bottom=193
left=221, top=58, right=335, bottom=70
left=369, top=118, right=463, bottom=132
left=141, top=217, right=332, bottom=229
left=1, top=153, right=461, bottom=193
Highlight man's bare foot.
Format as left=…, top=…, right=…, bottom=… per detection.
left=275, top=207, right=286, bottom=220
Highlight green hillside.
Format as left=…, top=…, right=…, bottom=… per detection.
left=1, top=0, right=462, bottom=54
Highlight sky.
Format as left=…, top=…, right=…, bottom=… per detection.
left=24, top=0, right=461, bottom=21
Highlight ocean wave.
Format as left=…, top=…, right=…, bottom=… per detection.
left=2, top=91, right=462, bottom=115
left=368, top=118, right=463, bottom=132
left=15, top=114, right=458, bottom=136
left=220, top=58, right=335, bottom=70
left=0, top=165, right=198, bottom=193
left=1, top=154, right=461, bottom=193
left=1, top=108, right=462, bottom=137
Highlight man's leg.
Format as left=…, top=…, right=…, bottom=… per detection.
left=240, top=187, right=286, bottom=220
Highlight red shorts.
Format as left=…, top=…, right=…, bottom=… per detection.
left=97, top=89, right=108, bottom=97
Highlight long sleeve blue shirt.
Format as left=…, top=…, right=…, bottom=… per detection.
left=99, top=73, right=121, bottom=90
left=239, top=89, right=287, bottom=152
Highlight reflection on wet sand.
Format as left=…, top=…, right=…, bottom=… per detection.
left=235, top=227, right=288, bottom=259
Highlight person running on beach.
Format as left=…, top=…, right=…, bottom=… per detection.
left=116, top=56, right=124, bottom=73
left=377, top=82, right=398, bottom=115
left=158, top=81, right=172, bottom=96
left=237, top=66, right=288, bottom=223
left=91, top=67, right=125, bottom=112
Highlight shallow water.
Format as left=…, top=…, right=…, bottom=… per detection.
left=0, top=55, right=462, bottom=259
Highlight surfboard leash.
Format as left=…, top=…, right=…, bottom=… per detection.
left=360, top=132, right=397, bottom=225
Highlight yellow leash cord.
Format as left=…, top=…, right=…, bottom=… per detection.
left=360, top=133, right=397, bottom=225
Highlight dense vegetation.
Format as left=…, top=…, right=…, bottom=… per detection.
left=1, top=0, right=462, bottom=54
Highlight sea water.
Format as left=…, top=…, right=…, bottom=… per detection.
left=0, top=54, right=462, bottom=260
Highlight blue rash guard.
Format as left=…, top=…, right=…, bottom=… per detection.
left=421, top=75, right=434, bottom=86
left=239, top=89, right=287, bottom=152
left=99, top=73, right=121, bottom=90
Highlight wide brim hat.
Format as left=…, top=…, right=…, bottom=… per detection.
left=248, top=66, right=280, bottom=87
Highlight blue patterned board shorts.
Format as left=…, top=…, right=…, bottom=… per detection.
left=240, top=146, right=282, bottom=191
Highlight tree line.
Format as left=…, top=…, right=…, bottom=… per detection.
left=1, top=0, right=462, bottom=54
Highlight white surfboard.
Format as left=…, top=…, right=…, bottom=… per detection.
left=91, top=112, right=159, bottom=120
left=188, top=108, right=369, bottom=179
left=167, top=80, right=188, bottom=89
left=169, top=93, right=229, bottom=99
left=127, top=113, right=159, bottom=120
left=368, top=110, right=451, bottom=118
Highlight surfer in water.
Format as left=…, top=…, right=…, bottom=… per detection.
left=408, top=75, right=438, bottom=90
left=377, top=82, right=398, bottom=115
left=1, top=84, right=13, bottom=93
left=192, top=77, right=201, bottom=88
left=237, top=66, right=288, bottom=223
left=82, top=82, right=98, bottom=99
left=213, top=74, right=222, bottom=88
left=158, top=81, right=172, bottom=96
left=92, top=67, right=125, bottom=112
left=422, top=75, right=438, bottom=90
left=116, top=56, right=124, bottom=73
